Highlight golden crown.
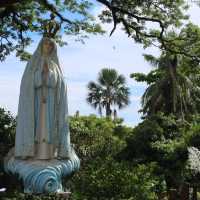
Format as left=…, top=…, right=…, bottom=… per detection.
left=43, top=14, right=60, bottom=38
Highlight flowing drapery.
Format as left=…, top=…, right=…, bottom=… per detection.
left=15, top=37, right=71, bottom=158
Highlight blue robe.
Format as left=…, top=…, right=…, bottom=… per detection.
left=34, top=66, right=57, bottom=144
left=15, top=59, right=71, bottom=159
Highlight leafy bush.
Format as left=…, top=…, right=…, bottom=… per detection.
left=69, top=159, right=160, bottom=200
left=68, top=115, right=159, bottom=200
left=69, top=115, right=126, bottom=163
left=0, top=108, right=16, bottom=158
left=118, top=113, right=191, bottom=198
left=0, top=108, right=16, bottom=190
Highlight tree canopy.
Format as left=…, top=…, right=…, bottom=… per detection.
left=0, top=0, right=104, bottom=61
left=1, top=0, right=199, bottom=62
left=131, top=24, right=200, bottom=118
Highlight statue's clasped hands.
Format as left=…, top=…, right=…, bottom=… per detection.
left=41, top=61, right=49, bottom=104
left=42, top=96, right=47, bottom=103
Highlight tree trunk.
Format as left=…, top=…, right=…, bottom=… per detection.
left=113, top=109, right=117, bottom=120
left=168, top=189, right=178, bottom=200
left=106, top=103, right=111, bottom=117
left=165, top=176, right=179, bottom=200
left=179, top=183, right=189, bottom=200
left=168, top=57, right=178, bottom=114
left=192, top=186, right=197, bottom=200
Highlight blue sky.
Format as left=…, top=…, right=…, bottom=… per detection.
left=0, top=2, right=200, bottom=127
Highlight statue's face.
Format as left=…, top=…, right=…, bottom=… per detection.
left=42, top=39, right=54, bottom=56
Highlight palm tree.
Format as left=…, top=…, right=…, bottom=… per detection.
left=87, top=68, right=130, bottom=118
left=132, top=53, right=200, bottom=118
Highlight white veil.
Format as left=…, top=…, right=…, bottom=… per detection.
left=15, top=37, right=70, bottom=158
left=27, top=37, right=62, bottom=73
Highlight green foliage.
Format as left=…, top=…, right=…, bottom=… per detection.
left=98, top=0, right=189, bottom=51
left=169, top=23, right=200, bottom=59
left=2, top=111, right=197, bottom=199
left=4, top=114, right=158, bottom=200
left=70, top=160, right=160, bottom=200
left=127, top=23, right=200, bottom=199
left=131, top=69, right=163, bottom=85
left=1, top=0, right=196, bottom=62
left=68, top=115, right=159, bottom=200
left=119, top=113, right=189, bottom=190
left=0, top=0, right=104, bottom=61
left=131, top=28, right=200, bottom=117
left=185, top=117, right=200, bottom=150
left=69, top=115, right=126, bottom=163
left=0, top=108, right=16, bottom=162
left=0, top=108, right=19, bottom=194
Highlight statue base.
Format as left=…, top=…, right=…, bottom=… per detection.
left=4, top=148, right=80, bottom=194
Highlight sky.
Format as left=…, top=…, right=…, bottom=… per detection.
left=0, top=1, right=200, bottom=127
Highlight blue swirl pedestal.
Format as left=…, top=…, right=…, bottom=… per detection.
left=4, top=148, right=80, bottom=194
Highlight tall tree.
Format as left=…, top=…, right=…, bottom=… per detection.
left=131, top=25, right=200, bottom=118
left=87, top=68, right=130, bottom=118
left=132, top=53, right=200, bottom=119
left=118, top=113, right=189, bottom=200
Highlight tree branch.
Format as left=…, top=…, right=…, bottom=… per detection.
left=38, top=0, right=73, bottom=24
left=97, top=0, right=165, bottom=39
left=97, top=0, right=200, bottom=62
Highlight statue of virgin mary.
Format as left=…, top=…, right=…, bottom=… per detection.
left=15, top=37, right=71, bottom=160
